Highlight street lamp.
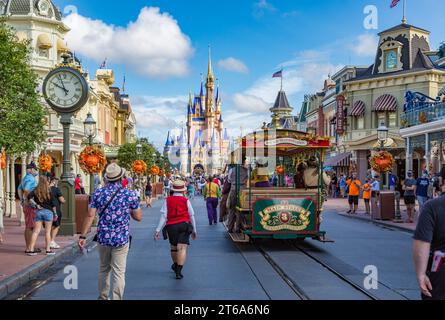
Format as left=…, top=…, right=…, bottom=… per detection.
left=83, top=112, right=97, bottom=195
left=136, top=143, right=142, bottom=158
left=377, top=122, right=388, bottom=191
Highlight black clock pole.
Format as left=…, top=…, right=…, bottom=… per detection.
left=59, top=113, right=76, bottom=236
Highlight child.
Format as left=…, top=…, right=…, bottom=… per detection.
left=362, top=179, right=371, bottom=215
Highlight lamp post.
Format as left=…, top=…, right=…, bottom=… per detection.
left=377, top=122, right=388, bottom=191
left=83, top=112, right=97, bottom=195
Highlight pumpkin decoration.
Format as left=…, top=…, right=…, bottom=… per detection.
left=79, top=146, right=107, bottom=174
left=370, top=151, right=394, bottom=173
left=0, top=148, right=5, bottom=170
left=38, top=154, right=53, bottom=173
left=150, top=165, right=160, bottom=176
left=132, top=160, right=148, bottom=175
left=276, top=165, right=285, bottom=175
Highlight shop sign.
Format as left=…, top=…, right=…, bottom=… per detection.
left=336, top=95, right=345, bottom=135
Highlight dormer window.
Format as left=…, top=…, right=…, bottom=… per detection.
left=378, top=40, right=404, bottom=73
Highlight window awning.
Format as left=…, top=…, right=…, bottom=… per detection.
left=324, top=152, right=352, bottom=167
left=350, top=100, right=365, bottom=116
left=373, top=94, right=398, bottom=112
left=37, top=34, right=52, bottom=49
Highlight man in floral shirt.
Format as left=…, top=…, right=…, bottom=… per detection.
left=78, top=163, right=142, bottom=300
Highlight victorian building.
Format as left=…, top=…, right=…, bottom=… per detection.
left=164, top=50, right=230, bottom=176
left=0, top=0, right=136, bottom=220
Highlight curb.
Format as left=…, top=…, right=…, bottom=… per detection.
left=0, top=232, right=95, bottom=300
left=336, top=212, right=415, bottom=234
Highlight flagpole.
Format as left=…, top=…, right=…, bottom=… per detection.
left=402, top=0, right=407, bottom=23
left=280, top=68, right=283, bottom=91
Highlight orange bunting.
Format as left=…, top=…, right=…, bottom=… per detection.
left=79, top=146, right=107, bottom=174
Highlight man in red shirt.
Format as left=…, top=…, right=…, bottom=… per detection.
left=154, top=180, right=197, bottom=279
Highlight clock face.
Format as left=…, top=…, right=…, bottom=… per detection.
left=43, top=67, right=89, bottom=113
left=38, top=0, right=50, bottom=14
left=386, top=50, right=397, bottom=70
left=45, top=71, right=83, bottom=108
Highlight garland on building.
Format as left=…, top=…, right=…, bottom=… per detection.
left=370, top=151, right=394, bottom=173
left=132, top=160, right=148, bottom=175
left=150, top=165, right=160, bottom=176
left=38, top=154, right=53, bottom=173
left=79, top=146, right=107, bottom=175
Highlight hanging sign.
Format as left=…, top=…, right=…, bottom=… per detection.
left=336, top=95, right=345, bottom=135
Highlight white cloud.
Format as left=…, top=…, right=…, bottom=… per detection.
left=253, top=0, right=277, bottom=18
left=232, top=94, right=270, bottom=112
left=218, top=57, right=249, bottom=74
left=63, top=7, right=194, bottom=78
left=352, top=33, right=378, bottom=57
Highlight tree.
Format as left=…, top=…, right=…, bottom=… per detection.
left=0, top=20, right=46, bottom=155
left=117, top=142, right=157, bottom=172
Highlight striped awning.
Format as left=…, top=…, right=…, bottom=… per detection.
left=350, top=100, right=365, bottom=116
left=373, top=94, right=398, bottom=112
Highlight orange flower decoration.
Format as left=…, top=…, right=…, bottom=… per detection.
left=276, top=165, right=285, bottom=175
left=150, top=165, right=160, bottom=176
left=79, top=146, right=107, bottom=174
left=38, top=154, right=53, bottom=173
left=132, top=160, right=148, bottom=175
left=370, top=151, right=394, bottom=173
left=0, top=148, right=5, bottom=170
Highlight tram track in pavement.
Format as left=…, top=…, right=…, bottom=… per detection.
left=234, top=237, right=380, bottom=300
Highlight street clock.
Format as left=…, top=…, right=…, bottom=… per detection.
left=42, top=66, right=89, bottom=114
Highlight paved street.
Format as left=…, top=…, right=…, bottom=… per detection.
left=6, top=197, right=420, bottom=301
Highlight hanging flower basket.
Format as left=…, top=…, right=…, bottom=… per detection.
left=79, top=146, right=107, bottom=175
left=38, top=154, right=53, bottom=173
left=0, top=149, right=6, bottom=170
left=132, top=160, right=147, bottom=175
left=150, top=165, right=160, bottom=176
left=370, top=151, right=394, bottom=173
left=276, top=165, right=285, bottom=175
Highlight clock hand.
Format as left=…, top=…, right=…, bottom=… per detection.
left=51, top=82, right=69, bottom=94
left=57, top=75, right=68, bottom=96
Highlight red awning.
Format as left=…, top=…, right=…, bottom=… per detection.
left=350, top=100, right=365, bottom=116
left=373, top=94, right=398, bottom=112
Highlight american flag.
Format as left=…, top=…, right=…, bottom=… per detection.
left=390, top=0, right=400, bottom=8
left=272, top=69, right=283, bottom=78
left=100, top=58, right=107, bottom=69
left=122, top=75, right=126, bottom=93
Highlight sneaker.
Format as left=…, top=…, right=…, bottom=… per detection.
left=346, top=210, right=352, bottom=214
left=26, top=251, right=37, bottom=256
left=171, top=263, right=178, bottom=273
left=46, top=250, right=56, bottom=256
left=50, top=241, right=61, bottom=249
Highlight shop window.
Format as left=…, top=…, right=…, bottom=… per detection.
left=376, top=112, right=386, bottom=127
left=388, top=112, right=397, bottom=127
left=356, top=117, right=364, bottom=130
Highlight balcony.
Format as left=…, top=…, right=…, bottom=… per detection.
left=401, top=101, right=445, bottom=129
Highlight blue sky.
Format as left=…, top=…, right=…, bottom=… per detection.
left=52, top=0, right=445, bottom=149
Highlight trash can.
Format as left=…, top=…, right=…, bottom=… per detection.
left=371, top=191, right=395, bottom=220
left=75, top=194, right=91, bottom=234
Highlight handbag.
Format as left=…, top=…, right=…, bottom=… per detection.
left=93, top=187, right=122, bottom=242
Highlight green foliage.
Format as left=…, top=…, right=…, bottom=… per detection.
left=117, top=142, right=158, bottom=172
left=0, top=20, right=47, bottom=155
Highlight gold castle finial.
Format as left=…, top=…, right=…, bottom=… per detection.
left=207, top=45, right=214, bottom=81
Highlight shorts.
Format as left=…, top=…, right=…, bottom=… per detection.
left=35, top=209, right=54, bottom=222
left=364, top=198, right=370, bottom=203
left=404, top=195, right=416, bottom=205
left=24, top=205, right=36, bottom=229
left=166, top=222, right=193, bottom=246
left=145, top=191, right=152, bottom=197
left=348, top=195, right=359, bottom=205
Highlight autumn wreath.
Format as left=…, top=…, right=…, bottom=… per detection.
left=38, top=154, right=53, bottom=173
left=79, top=146, right=107, bottom=175
left=370, top=151, right=394, bottom=173
left=276, top=165, right=285, bottom=175
left=150, top=165, right=160, bottom=176
left=132, top=160, right=148, bottom=175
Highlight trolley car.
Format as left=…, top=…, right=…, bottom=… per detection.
left=227, top=128, right=331, bottom=242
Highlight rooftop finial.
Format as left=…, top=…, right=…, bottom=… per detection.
left=207, top=45, right=214, bottom=80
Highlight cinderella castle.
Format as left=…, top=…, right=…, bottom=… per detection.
left=164, top=49, right=230, bottom=176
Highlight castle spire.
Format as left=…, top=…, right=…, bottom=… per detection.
left=207, top=45, right=214, bottom=81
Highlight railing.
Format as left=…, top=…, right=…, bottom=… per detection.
left=401, top=102, right=445, bottom=128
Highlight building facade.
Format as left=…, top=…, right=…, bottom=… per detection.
left=164, top=51, right=230, bottom=176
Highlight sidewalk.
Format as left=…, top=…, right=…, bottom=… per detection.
left=325, top=197, right=417, bottom=233
left=0, top=216, right=94, bottom=299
